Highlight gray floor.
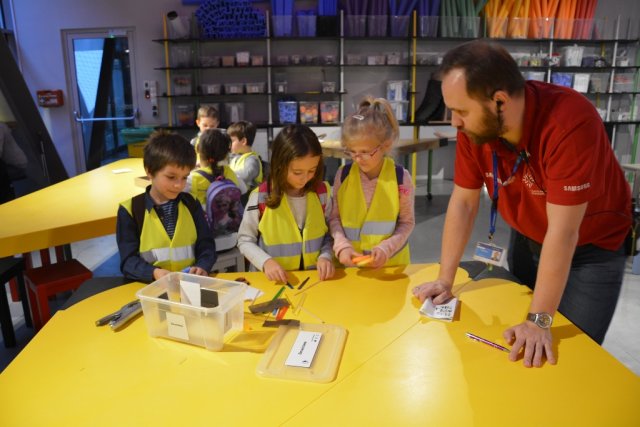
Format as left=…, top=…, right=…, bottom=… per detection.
left=2, top=179, right=639, bottom=375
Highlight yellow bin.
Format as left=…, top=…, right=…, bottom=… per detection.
left=120, top=127, right=155, bottom=158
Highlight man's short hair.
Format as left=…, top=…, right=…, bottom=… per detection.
left=439, top=40, right=525, bottom=101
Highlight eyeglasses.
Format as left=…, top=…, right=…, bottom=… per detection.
left=344, top=145, right=383, bottom=161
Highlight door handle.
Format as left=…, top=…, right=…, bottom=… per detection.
left=74, top=108, right=138, bottom=122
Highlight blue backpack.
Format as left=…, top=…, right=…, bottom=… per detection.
left=195, top=170, right=244, bottom=238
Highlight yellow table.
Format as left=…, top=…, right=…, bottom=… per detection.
left=1, top=266, right=638, bottom=426
left=0, top=158, right=145, bottom=258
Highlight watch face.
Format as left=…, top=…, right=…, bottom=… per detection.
left=528, top=312, right=553, bottom=328
left=536, top=313, right=552, bottom=328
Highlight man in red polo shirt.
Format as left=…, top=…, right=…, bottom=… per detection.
left=413, top=40, right=631, bottom=368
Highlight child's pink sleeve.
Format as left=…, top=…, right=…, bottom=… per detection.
left=328, top=167, right=353, bottom=258
left=375, top=169, right=415, bottom=258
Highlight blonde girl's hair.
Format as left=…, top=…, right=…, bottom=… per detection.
left=266, top=125, right=324, bottom=209
left=341, top=96, right=399, bottom=148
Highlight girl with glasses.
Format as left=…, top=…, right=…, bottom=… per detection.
left=329, top=97, right=415, bottom=268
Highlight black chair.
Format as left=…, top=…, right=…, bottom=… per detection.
left=0, top=257, right=31, bottom=348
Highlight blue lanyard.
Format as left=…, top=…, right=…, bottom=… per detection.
left=490, top=150, right=524, bottom=240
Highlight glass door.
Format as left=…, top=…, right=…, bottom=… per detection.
left=63, top=29, right=138, bottom=171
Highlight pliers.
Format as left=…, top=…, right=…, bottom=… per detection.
left=95, top=300, right=142, bottom=330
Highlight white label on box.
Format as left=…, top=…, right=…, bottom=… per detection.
left=285, top=331, right=322, bottom=368
left=180, top=280, right=201, bottom=307
left=166, top=312, right=189, bottom=341
left=419, top=297, right=458, bottom=322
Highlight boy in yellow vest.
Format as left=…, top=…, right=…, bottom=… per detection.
left=116, top=130, right=216, bottom=282
left=228, top=120, right=263, bottom=195
left=190, top=105, right=220, bottom=154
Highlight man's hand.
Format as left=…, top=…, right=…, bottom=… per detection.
left=263, top=258, right=289, bottom=283
left=503, top=322, right=556, bottom=368
left=412, top=279, right=454, bottom=305
left=317, top=258, right=335, bottom=281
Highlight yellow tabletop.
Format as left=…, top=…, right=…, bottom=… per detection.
left=286, top=278, right=640, bottom=426
left=0, top=158, right=145, bottom=257
left=321, top=138, right=447, bottom=159
left=1, top=265, right=638, bottom=426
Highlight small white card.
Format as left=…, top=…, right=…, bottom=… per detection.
left=244, top=286, right=264, bottom=301
left=419, top=297, right=458, bottom=322
left=166, top=312, right=189, bottom=340
left=473, top=241, right=508, bottom=267
left=180, top=279, right=201, bottom=307
left=285, top=331, right=323, bottom=368
left=111, top=168, right=132, bottom=174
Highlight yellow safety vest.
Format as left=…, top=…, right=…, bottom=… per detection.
left=190, top=165, right=241, bottom=208
left=257, top=182, right=330, bottom=270
left=230, top=151, right=263, bottom=185
left=337, top=157, right=410, bottom=266
left=122, top=198, right=197, bottom=272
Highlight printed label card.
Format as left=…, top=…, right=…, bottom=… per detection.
left=285, top=331, right=323, bottom=368
left=419, top=297, right=459, bottom=322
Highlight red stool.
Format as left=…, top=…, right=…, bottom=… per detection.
left=23, top=246, right=93, bottom=330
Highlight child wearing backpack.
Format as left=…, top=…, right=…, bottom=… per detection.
left=185, top=129, right=246, bottom=205
left=237, top=124, right=335, bottom=283
left=185, top=129, right=245, bottom=250
left=116, top=130, right=216, bottom=282
left=329, top=96, right=415, bottom=268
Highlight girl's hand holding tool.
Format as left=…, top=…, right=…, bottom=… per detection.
left=263, top=258, right=289, bottom=283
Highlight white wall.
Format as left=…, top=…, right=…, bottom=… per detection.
left=12, top=0, right=198, bottom=175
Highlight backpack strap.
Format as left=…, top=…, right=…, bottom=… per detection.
left=394, top=164, right=403, bottom=185
left=314, top=181, right=329, bottom=214
left=340, top=163, right=352, bottom=183
left=195, top=169, right=215, bottom=183
left=131, top=193, right=146, bottom=238
left=340, top=163, right=403, bottom=185
left=180, top=192, right=199, bottom=219
left=257, top=181, right=269, bottom=219
left=131, top=192, right=199, bottom=238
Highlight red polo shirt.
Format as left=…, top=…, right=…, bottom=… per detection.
left=454, top=81, right=631, bottom=250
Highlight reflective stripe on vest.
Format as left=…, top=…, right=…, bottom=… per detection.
left=337, top=157, right=410, bottom=266
left=257, top=183, right=329, bottom=270
left=122, top=198, right=197, bottom=272
left=232, top=152, right=263, bottom=185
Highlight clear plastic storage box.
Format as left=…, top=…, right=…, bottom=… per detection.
left=136, top=272, right=247, bottom=351
left=386, top=80, right=409, bottom=101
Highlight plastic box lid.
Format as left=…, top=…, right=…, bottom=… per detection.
left=136, top=272, right=247, bottom=351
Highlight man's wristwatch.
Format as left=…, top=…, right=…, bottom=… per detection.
left=526, top=312, right=553, bottom=329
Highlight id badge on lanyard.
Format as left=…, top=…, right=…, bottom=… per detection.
left=474, top=151, right=523, bottom=268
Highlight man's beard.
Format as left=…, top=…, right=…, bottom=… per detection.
left=459, top=104, right=505, bottom=145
